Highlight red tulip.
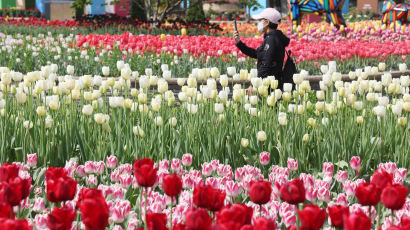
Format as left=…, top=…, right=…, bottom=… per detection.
left=328, top=205, right=349, bottom=228
left=193, top=184, right=226, bottom=212
left=280, top=178, right=306, bottom=205
left=0, top=218, right=30, bottom=230
left=0, top=176, right=31, bottom=206
left=253, top=217, right=277, bottom=229
left=381, top=184, right=408, bottom=210
left=193, top=184, right=214, bottom=209
left=46, top=167, right=77, bottom=203
left=400, top=216, right=410, bottom=229
left=146, top=213, right=167, bottom=230
left=370, top=171, right=393, bottom=189
left=216, top=203, right=253, bottom=227
left=249, top=180, right=272, bottom=205
left=47, top=205, right=76, bottom=230
left=0, top=163, right=19, bottom=182
left=297, top=204, right=327, bottom=230
left=163, top=173, right=182, bottom=197
left=208, top=188, right=226, bottom=212
left=185, top=208, right=212, bottom=230
left=0, top=202, right=12, bottom=218
left=355, top=182, right=381, bottom=206
left=77, top=188, right=109, bottom=230
left=133, top=158, right=158, bottom=187
left=343, top=211, right=372, bottom=230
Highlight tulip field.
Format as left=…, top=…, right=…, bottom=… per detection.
left=0, top=15, right=409, bottom=229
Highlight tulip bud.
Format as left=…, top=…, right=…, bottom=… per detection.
left=241, top=138, right=249, bottom=148
left=36, top=106, right=46, bottom=117
left=257, top=131, right=267, bottom=142
left=302, top=134, right=309, bottom=143
left=397, top=117, right=407, bottom=126
left=307, top=118, right=316, bottom=128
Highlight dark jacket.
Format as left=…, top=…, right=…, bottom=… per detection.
left=236, top=30, right=290, bottom=80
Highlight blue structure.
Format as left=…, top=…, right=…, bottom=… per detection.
left=342, top=0, right=349, bottom=14
left=36, top=0, right=45, bottom=14
left=250, top=0, right=267, bottom=16
left=90, top=0, right=105, bottom=15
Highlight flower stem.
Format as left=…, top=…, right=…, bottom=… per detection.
left=170, top=197, right=173, bottom=230
left=145, top=187, right=148, bottom=230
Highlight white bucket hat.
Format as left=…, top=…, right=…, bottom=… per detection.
left=252, top=8, right=281, bottom=24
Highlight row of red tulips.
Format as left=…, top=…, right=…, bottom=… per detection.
left=0, top=154, right=408, bottom=229
left=75, top=32, right=410, bottom=62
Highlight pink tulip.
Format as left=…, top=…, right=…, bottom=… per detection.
left=287, top=158, right=298, bottom=171
left=336, top=171, right=348, bottom=183
left=322, top=162, right=334, bottom=175
left=182, top=153, right=193, bottom=167
left=350, top=156, right=361, bottom=172
left=171, top=158, right=181, bottom=172
left=106, top=155, right=118, bottom=169
left=26, top=153, right=38, bottom=168
left=259, top=152, right=270, bottom=166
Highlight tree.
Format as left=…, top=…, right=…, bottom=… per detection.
left=240, top=0, right=262, bottom=22
left=130, top=0, right=146, bottom=21
left=131, top=0, right=184, bottom=25
left=186, top=0, right=205, bottom=21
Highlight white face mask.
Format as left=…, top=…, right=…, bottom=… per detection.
left=257, top=21, right=265, bottom=32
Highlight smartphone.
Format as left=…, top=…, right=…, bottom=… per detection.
left=234, top=20, right=238, bottom=32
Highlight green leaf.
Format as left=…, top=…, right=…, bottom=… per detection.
left=75, top=130, right=87, bottom=162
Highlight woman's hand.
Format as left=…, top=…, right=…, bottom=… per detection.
left=234, top=31, right=241, bottom=44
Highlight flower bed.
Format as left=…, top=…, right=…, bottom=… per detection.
left=0, top=156, right=408, bottom=229
left=0, top=31, right=409, bottom=76
left=0, top=61, right=409, bottom=170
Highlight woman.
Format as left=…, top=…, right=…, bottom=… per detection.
left=234, top=8, right=290, bottom=90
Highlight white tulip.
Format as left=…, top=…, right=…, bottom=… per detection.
left=378, top=96, right=389, bottom=107
left=210, top=67, right=220, bottom=79
left=353, top=101, right=363, bottom=110
left=187, top=104, right=198, bottom=114
left=320, top=65, right=329, bottom=74
left=381, top=73, right=392, bottom=86
left=391, top=104, right=402, bottom=116
left=161, top=64, right=169, bottom=72
left=169, top=117, right=177, bottom=127
left=249, top=69, right=258, bottom=78
left=249, top=96, right=258, bottom=105
left=293, top=73, right=303, bottom=85
left=227, top=67, right=236, bottom=76
left=399, top=63, right=407, bottom=73
left=145, top=68, right=152, bottom=76
left=283, top=83, right=293, bottom=92
left=220, top=75, right=228, bottom=87
left=373, top=105, right=386, bottom=117
left=45, top=115, right=53, bottom=128
left=23, top=120, right=33, bottom=129
left=251, top=77, right=262, bottom=88
left=154, top=116, right=163, bottom=126
left=248, top=107, right=257, bottom=116
left=239, top=69, right=248, bottom=80
left=82, top=104, right=93, bottom=116
left=400, top=75, right=409, bottom=87
left=102, top=66, right=110, bottom=76
left=214, top=103, right=224, bottom=114
left=163, top=70, right=172, bottom=80
left=257, top=131, right=266, bottom=142
left=378, top=62, right=386, bottom=72
left=321, top=117, right=329, bottom=126
left=66, top=65, right=74, bottom=75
